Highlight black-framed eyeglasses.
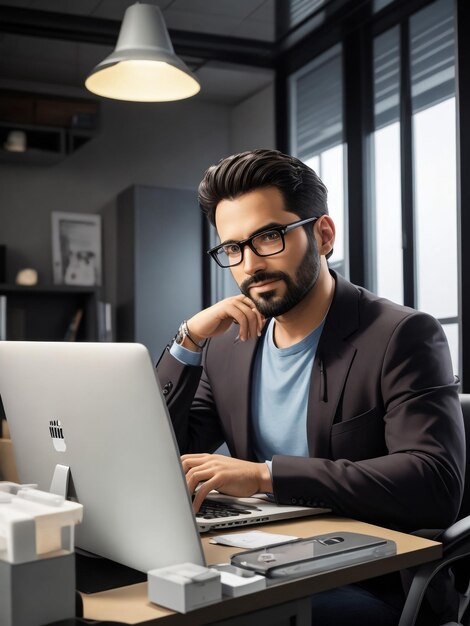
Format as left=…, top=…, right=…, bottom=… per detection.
left=207, top=216, right=319, bottom=268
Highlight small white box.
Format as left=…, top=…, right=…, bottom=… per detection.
left=148, top=562, right=221, bottom=613
left=219, top=570, right=266, bottom=597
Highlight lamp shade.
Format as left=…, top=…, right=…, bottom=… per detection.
left=85, top=3, right=200, bottom=102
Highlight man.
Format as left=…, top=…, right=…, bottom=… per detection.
left=157, top=149, right=465, bottom=625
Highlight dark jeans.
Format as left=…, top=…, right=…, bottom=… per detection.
left=310, top=581, right=404, bottom=626
left=309, top=576, right=443, bottom=626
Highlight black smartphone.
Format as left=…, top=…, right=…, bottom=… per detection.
left=230, top=531, right=396, bottom=578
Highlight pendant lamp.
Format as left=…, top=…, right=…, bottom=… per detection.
left=85, top=3, right=200, bottom=102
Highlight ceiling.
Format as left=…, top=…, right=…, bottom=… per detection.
left=0, top=0, right=279, bottom=104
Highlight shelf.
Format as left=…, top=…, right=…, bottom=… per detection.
left=0, top=283, right=99, bottom=295
left=0, top=91, right=100, bottom=165
left=0, top=121, right=97, bottom=165
left=0, top=122, right=65, bottom=164
left=0, top=284, right=100, bottom=341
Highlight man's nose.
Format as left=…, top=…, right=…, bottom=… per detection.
left=242, top=246, right=266, bottom=274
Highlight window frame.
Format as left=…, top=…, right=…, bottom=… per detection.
left=277, top=0, right=467, bottom=385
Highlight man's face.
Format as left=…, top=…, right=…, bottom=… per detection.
left=214, top=187, right=321, bottom=317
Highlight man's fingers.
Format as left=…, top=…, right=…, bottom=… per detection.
left=186, top=466, right=217, bottom=494
left=227, top=301, right=262, bottom=341
left=192, top=477, right=219, bottom=513
left=240, top=296, right=266, bottom=336
left=186, top=295, right=265, bottom=343
left=180, top=454, right=272, bottom=512
left=181, top=453, right=210, bottom=472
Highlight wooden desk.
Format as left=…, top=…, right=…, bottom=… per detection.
left=0, top=419, right=20, bottom=483
left=81, top=516, right=441, bottom=625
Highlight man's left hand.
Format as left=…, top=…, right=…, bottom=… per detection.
left=181, top=453, right=273, bottom=513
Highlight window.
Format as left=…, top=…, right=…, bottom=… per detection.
left=373, top=0, right=396, bottom=13
left=284, top=0, right=464, bottom=382
left=289, top=45, right=347, bottom=277
left=410, top=0, right=458, bottom=372
left=370, top=26, right=403, bottom=304
left=368, top=0, right=458, bottom=373
left=209, top=226, right=239, bottom=304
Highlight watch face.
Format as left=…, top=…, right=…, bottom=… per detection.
left=175, top=325, right=185, bottom=345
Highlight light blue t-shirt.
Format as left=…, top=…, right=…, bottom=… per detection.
left=170, top=318, right=324, bottom=463
left=251, top=319, right=324, bottom=462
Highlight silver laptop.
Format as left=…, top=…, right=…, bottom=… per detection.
left=195, top=490, right=326, bottom=532
left=0, top=342, right=326, bottom=572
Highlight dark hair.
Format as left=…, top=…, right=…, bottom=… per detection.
left=198, top=149, right=328, bottom=226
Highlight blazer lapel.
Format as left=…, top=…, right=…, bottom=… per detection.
left=307, top=273, right=360, bottom=458
left=226, top=333, right=259, bottom=460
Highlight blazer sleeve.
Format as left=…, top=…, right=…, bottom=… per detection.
left=156, top=346, right=225, bottom=454
left=272, top=312, right=465, bottom=532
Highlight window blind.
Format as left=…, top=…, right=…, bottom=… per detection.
left=373, top=0, right=396, bottom=13
left=289, top=45, right=343, bottom=160
left=287, top=0, right=325, bottom=29
left=373, top=0, right=454, bottom=130
left=373, top=27, right=400, bottom=129
left=410, top=0, right=455, bottom=114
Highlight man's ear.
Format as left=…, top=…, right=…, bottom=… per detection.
left=315, top=215, right=336, bottom=257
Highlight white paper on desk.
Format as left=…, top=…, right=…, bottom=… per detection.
left=209, top=530, right=299, bottom=549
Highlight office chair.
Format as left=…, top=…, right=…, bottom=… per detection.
left=398, top=394, right=470, bottom=626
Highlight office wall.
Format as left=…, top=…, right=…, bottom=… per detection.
left=0, top=98, right=231, bottom=285
left=230, top=84, right=275, bottom=154
left=0, top=84, right=275, bottom=288
left=204, top=83, right=277, bottom=303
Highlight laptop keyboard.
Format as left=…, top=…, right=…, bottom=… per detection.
left=195, top=499, right=255, bottom=520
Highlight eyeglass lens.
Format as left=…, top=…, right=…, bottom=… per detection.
left=215, top=229, right=284, bottom=267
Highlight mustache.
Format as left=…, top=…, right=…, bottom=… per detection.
left=240, top=271, right=287, bottom=292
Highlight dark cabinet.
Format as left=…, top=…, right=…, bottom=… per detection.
left=103, top=185, right=203, bottom=362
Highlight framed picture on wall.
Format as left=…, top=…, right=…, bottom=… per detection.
left=51, top=212, right=102, bottom=286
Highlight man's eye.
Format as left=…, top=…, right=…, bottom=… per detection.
left=223, top=244, right=241, bottom=256
left=258, top=231, right=281, bottom=243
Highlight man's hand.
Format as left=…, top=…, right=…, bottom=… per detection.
left=183, top=295, right=265, bottom=350
left=181, top=453, right=273, bottom=513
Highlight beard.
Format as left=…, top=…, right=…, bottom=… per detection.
left=239, top=237, right=321, bottom=317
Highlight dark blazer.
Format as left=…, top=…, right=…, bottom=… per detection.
left=157, top=271, right=465, bottom=532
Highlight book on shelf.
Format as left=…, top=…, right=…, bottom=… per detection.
left=64, top=308, right=83, bottom=341
left=0, top=295, right=6, bottom=341
left=0, top=395, right=6, bottom=438
left=97, top=301, right=113, bottom=342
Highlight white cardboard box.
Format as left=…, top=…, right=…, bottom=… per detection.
left=219, top=569, right=266, bottom=597
left=148, top=562, right=221, bottom=613
left=0, top=482, right=83, bottom=626
left=0, top=483, right=83, bottom=563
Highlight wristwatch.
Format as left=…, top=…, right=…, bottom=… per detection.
left=174, top=320, right=207, bottom=349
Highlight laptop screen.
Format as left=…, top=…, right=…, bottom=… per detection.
left=0, top=341, right=205, bottom=574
